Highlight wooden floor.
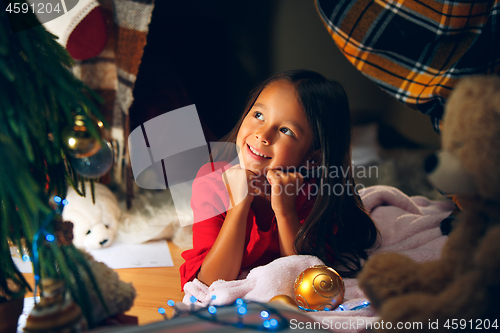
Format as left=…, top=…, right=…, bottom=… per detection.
left=24, top=240, right=186, bottom=326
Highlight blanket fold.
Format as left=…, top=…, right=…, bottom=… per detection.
left=183, top=185, right=455, bottom=332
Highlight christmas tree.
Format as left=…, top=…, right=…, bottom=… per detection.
left=0, top=4, right=107, bottom=326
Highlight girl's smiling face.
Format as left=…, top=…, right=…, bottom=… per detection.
left=236, top=80, right=314, bottom=174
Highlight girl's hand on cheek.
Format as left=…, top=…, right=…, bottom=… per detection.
left=266, top=169, right=304, bottom=216
left=222, top=165, right=257, bottom=209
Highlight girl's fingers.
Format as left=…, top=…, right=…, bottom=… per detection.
left=222, top=166, right=256, bottom=208
left=267, top=169, right=287, bottom=185
left=266, top=169, right=303, bottom=185
left=295, top=172, right=305, bottom=186
left=223, top=165, right=256, bottom=182
left=266, top=169, right=277, bottom=185
left=246, top=170, right=258, bottom=181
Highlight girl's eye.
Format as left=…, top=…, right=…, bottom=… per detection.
left=253, top=112, right=264, bottom=120
left=280, top=127, right=294, bottom=137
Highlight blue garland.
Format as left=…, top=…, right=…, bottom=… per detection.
left=159, top=297, right=289, bottom=331
left=31, top=196, right=67, bottom=302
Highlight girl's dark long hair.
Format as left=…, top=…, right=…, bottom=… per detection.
left=212, top=69, right=379, bottom=278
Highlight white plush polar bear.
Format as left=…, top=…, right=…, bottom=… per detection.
left=62, top=182, right=121, bottom=250
left=61, top=181, right=194, bottom=251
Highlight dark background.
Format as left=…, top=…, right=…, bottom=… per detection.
left=129, top=0, right=441, bottom=149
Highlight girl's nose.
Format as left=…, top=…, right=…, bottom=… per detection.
left=255, top=124, right=274, bottom=144
left=255, top=133, right=269, bottom=145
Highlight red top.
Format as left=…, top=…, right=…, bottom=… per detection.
left=179, top=162, right=317, bottom=289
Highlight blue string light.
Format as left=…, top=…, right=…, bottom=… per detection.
left=32, top=213, right=57, bottom=300
left=190, top=296, right=197, bottom=303
left=165, top=300, right=289, bottom=331
left=22, top=254, right=30, bottom=262
left=236, top=298, right=244, bottom=306
left=158, top=307, right=168, bottom=320
left=350, top=301, right=370, bottom=311
left=296, top=302, right=365, bottom=312
left=167, top=300, right=175, bottom=307
left=31, top=196, right=70, bottom=303
left=211, top=295, right=217, bottom=300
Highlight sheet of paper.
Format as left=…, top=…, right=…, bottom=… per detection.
left=17, top=296, right=39, bottom=333
left=89, top=240, right=174, bottom=269
left=11, top=256, right=33, bottom=273
left=12, top=240, right=174, bottom=273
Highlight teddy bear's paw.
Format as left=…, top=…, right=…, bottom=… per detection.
left=112, top=281, right=136, bottom=314
left=358, top=253, right=421, bottom=309
left=475, top=225, right=500, bottom=271
left=378, top=294, right=438, bottom=332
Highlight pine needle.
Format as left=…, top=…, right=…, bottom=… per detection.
left=0, top=2, right=107, bottom=299
left=90, top=180, right=96, bottom=204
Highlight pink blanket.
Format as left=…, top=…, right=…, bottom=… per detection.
left=183, top=185, right=455, bottom=332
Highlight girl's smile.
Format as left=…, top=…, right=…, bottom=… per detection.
left=236, top=80, right=313, bottom=174
left=246, top=143, right=272, bottom=159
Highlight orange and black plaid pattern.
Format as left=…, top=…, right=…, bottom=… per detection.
left=316, top=0, right=500, bottom=131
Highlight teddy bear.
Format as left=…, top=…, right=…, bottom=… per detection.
left=81, top=250, right=136, bottom=324
left=25, top=262, right=136, bottom=332
left=62, top=182, right=121, bottom=250
left=357, top=75, right=500, bottom=332
left=24, top=222, right=136, bottom=331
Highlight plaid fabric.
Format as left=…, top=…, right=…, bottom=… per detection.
left=316, top=0, right=500, bottom=131
left=73, top=0, right=154, bottom=205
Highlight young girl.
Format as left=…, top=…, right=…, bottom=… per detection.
left=180, top=69, right=378, bottom=289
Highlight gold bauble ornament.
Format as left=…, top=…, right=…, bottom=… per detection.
left=62, top=114, right=103, bottom=158
left=269, top=295, right=298, bottom=308
left=293, top=265, right=345, bottom=311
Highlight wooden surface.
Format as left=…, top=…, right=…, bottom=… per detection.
left=116, top=241, right=186, bottom=324
left=24, top=240, right=186, bottom=326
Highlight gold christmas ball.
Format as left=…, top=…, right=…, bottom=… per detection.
left=269, top=295, right=298, bottom=308
left=293, top=265, right=345, bottom=311
left=62, top=115, right=102, bottom=158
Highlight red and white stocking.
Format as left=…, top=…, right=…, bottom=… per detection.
left=36, top=0, right=107, bottom=60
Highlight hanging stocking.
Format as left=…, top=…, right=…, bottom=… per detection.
left=35, top=0, right=107, bottom=60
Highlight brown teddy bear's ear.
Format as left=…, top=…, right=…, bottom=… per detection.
left=438, top=75, right=500, bottom=201
left=54, top=220, right=74, bottom=246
